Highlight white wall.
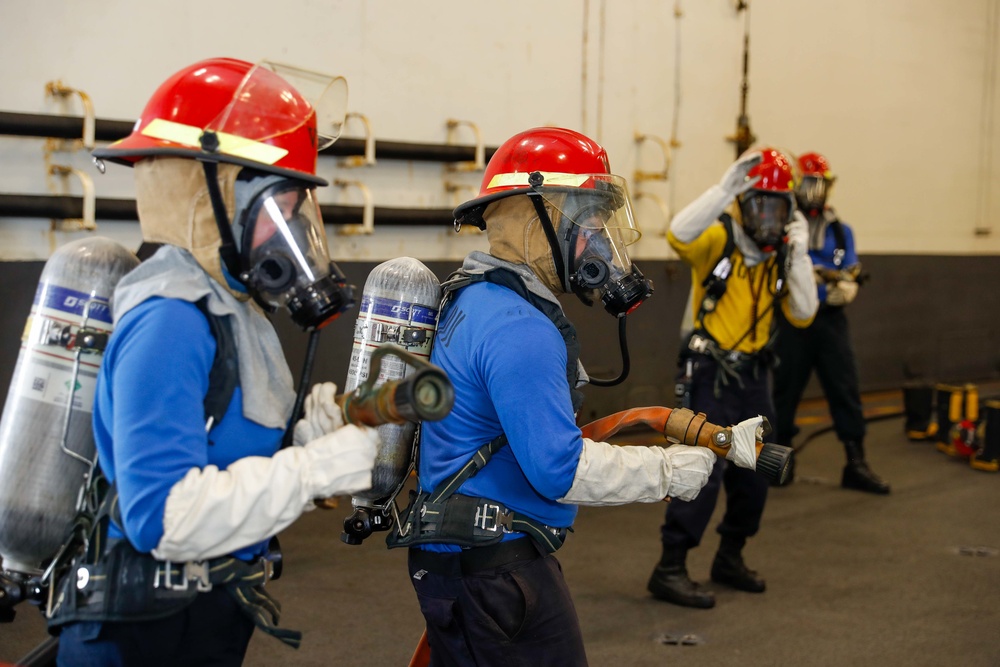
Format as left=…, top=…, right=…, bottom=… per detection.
left=1, top=0, right=998, bottom=262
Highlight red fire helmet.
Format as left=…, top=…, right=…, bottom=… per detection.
left=454, top=126, right=616, bottom=229
left=747, top=147, right=796, bottom=194
left=93, top=58, right=347, bottom=185
left=797, top=152, right=834, bottom=180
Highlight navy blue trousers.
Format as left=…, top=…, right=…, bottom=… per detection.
left=56, top=587, right=255, bottom=667
left=660, top=355, right=774, bottom=550
left=408, top=540, right=588, bottom=667
left=772, top=306, right=866, bottom=447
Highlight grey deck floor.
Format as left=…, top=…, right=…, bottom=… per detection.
left=3, top=416, right=999, bottom=666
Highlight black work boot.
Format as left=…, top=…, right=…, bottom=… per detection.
left=647, top=545, right=715, bottom=608
left=711, top=536, right=766, bottom=593
left=902, top=382, right=937, bottom=440
left=841, top=440, right=891, bottom=495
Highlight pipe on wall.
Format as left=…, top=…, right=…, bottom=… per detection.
left=0, top=194, right=454, bottom=227
left=0, top=112, right=498, bottom=164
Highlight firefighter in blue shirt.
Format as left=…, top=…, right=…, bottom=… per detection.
left=772, top=152, right=890, bottom=494
left=49, top=58, right=379, bottom=666
left=387, top=127, right=765, bottom=666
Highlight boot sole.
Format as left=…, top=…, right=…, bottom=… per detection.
left=647, top=580, right=716, bottom=608
left=710, top=571, right=766, bottom=593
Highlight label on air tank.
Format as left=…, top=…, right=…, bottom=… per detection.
left=12, top=283, right=113, bottom=410
left=346, top=295, right=439, bottom=387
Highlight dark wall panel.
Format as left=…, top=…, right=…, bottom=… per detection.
left=1, top=254, right=998, bottom=422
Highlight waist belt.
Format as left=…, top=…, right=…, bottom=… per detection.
left=687, top=333, right=760, bottom=366
left=685, top=332, right=776, bottom=398
left=386, top=434, right=569, bottom=554
left=49, top=538, right=301, bottom=649
left=410, top=536, right=545, bottom=576
left=387, top=491, right=568, bottom=554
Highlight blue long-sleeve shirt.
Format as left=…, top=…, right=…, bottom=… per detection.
left=809, top=214, right=859, bottom=304
left=418, top=282, right=583, bottom=551
left=92, top=297, right=283, bottom=561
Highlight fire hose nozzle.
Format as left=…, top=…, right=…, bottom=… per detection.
left=757, top=442, right=794, bottom=486
left=337, top=345, right=455, bottom=427
left=662, top=408, right=791, bottom=484
left=579, top=406, right=792, bottom=485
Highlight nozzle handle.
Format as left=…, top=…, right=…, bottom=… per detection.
left=338, top=345, right=455, bottom=427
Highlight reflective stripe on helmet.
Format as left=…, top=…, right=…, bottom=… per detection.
left=486, top=171, right=591, bottom=190
left=136, top=119, right=289, bottom=166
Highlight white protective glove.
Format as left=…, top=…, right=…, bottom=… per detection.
left=662, top=444, right=718, bottom=501
left=785, top=210, right=810, bottom=260
left=782, top=211, right=819, bottom=320
left=719, top=152, right=763, bottom=198
left=558, top=438, right=716, bottom=506
left=727, top=416, right=764, bottom=471
left=669, top=153, right=763, bottom=244
left=153, top=424, right=379, bottom=562
left=293, top=381, right=345, bottom=446
left=826, top=280, right=860, bottom=306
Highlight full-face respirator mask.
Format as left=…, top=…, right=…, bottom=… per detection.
left=232, top=172, right=354, bottom=330
left=525, top=171, right=652, bottom=318
left=738, top=191, right=792, bottom=252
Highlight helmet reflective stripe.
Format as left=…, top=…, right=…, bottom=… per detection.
left=486, top=171, right=591, bottom=190
left=137, top=118, right=289, bottom=166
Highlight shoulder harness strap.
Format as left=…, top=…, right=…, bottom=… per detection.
left=695, top=213, right=737, bottom=325
left=829, top=219, right=847, bottom=267
left=442, top=267, right=584, bottom=413
left=193, top=297, right=239, bottom=434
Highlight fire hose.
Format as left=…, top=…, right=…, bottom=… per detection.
left=579, top=406, right=794, bottom=486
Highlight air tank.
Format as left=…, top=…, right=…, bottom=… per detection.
left=0, top=237, right=139, bottom=574
left=344, top=257, right=441, bottom=502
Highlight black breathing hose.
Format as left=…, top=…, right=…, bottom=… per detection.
left=281, top=329, right=321, bottom=449
left=588, top=316, right=630, bottom=387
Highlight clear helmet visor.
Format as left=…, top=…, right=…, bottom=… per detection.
left=242, top=184, right=334, bottom=309
left=208, top=61, right=348, bottom=151
left=739, top=192, right=791, bottom=249
left=539, top=173, right=651, bottom=315
left=795, top=175, right=830, bottom=211
left=544, top=173, right=640, bottom=287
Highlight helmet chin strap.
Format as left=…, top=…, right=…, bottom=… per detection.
left=201, top=158, right=279, bottom=315
left=526, top=173, right=571, bottom=294
left=197, top=138, right=321, bottom=450
left=200, top=135, right=245, bottom=286
left=524, top=173, right=633, bottom=386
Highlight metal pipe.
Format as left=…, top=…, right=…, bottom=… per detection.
left=0, top=111, right=498, bottom=164
left=0, top=111, right=133, bottom=142
left=0, top=193, right=455, bottom=227
left=0, top=194, right=137, bottom=220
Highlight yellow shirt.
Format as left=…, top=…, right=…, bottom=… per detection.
left=668, top=221, right=814, bottom=354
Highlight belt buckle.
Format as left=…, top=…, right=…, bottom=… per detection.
left=153, top=561, right=181, bottom=590
left=184, top=561, right=213, bottom=592
left=689, top=335, right=709, bottom=354
left=154, top=560, right=212, bottom=592
left=474, top=502, right=511, bottom=534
